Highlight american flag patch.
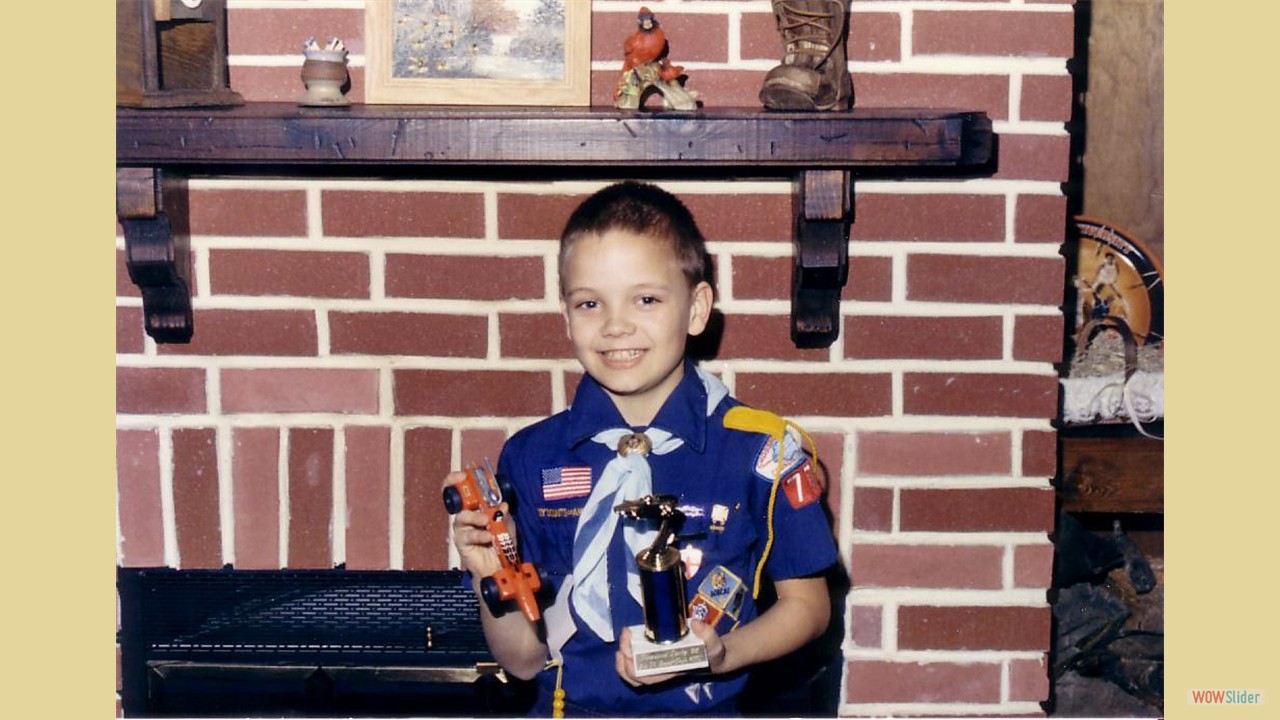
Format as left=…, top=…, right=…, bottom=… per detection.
left=541, top=466, right=592, bottom=501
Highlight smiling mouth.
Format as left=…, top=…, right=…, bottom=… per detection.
left=601, top=349, right=645, bottom=363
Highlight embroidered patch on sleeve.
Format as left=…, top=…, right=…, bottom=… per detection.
left=752, top=429, right=807, bottom=481
left=541, top=465, right=592, bottom=501
left=783, top=459, right=823, bottom=509
left=688, top=593, right=724, bottom=627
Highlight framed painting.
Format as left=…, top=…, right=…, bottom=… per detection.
left=364, top=0, right=591, bottom=106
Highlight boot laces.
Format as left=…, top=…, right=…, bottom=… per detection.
left=775, top=0, right=845, bottom=66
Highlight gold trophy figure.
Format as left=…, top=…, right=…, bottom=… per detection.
left=615, top=495, right=710, bottom=677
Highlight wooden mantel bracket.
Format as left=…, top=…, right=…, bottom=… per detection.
left=115, top=105, right=994, bottom=347
left=792, top=170, right=851, bottom=348
left=116, top=167, right=193, bottom=343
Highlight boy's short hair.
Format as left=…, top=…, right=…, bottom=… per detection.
left=559, top=182, right=710, bottom=293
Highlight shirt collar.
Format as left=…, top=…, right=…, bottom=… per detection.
left=566, top=358, right=708, bottom=453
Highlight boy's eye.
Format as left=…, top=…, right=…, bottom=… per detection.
left=575, top=300, right=598, bottom=310
left=639, top=295, right=660, bottom=306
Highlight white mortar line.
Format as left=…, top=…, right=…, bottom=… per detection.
left=306, top=185, right=324, bottom=241
left=379, top=366, right=395, bottom=420
left=1002, top=313, right=1016, bottom=363
left=487, top=312, right=501, bottom=363
left=181, top=296, right=564, bottom=314
left=716, top=254, right=734, bottom=301
left=217, top=416, right=236, bottom=569
left=883, top=600, right=899, bottom=653
left=900, top=7, right=914, bottom=60
left=891, top=253, right=907, bottom=305
left=195, top=235, right=560, bottom=256
left=1004, top=193, right=1018, bottom=245
left=872, top=241, right=1066, bottom=258
left=118, top=412, right=1056, bottom=437
left=389, top=425, right=405, bottom=570
left=726, top=9, right=743, bottom=65
left=891, top=487, right=901, bottom=535
left=551, top=367, right=568, bottom=415
left=316, top=309, right=332, bottom=357
left=159, top=425, right=179, bottom=567
left=230, top=54, right=366, bottom=68
left=369, top=248, right=387, bottom=301
left=851, top=532, right=1053, bottom=546
left=840, top=702, right=1045, bottom=717
left=863, top=0, right=1073, bottom=12
left=849, top=302, right=1062, bottom=320
left=891, top=369, right=905, bottom=418
left=333, top=427, right=347, bottom=568
left=278, top=427, right=290, bottom=569
left=838, top=432, right=857, bottom=576
left=228, top=0, right=362, bottom=8
left=843, top=645, right=1046, bottom=662
left=191, top=246, right=211, bottom=301
left=1009, top=73, right=1024, bottom=124
left=1002, top=542, right=1017, bottom=590
left=847, top=588, right=1048, bottom=605
left=1011, top=429, right=1027, bottom=481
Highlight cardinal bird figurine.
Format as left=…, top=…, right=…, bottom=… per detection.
left=615, top=7, right=698, bottom=110
left=621, top=7, right=683, bottom=81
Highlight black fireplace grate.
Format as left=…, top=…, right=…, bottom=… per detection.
left=119, top=568, right=488, bottom=666
left=117, top=567, right=516, bottom=716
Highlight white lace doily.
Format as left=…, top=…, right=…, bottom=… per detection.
left=1061, top=332, right=1164, bottom=426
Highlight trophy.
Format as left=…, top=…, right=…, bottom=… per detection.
left=614, top=494, right=710, bottom=677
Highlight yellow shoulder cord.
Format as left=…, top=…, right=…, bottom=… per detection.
left=545, top=659, right=566, bottom=717
left=722, top=407, right=819, bottom=599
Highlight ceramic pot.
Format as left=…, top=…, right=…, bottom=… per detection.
left=300, top=50, right=349, bottom=106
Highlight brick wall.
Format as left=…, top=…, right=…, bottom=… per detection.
left=116, top=1, right=1073, bottom=716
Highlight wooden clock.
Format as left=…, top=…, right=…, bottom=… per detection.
left=117, top=0, right=244, bottom=108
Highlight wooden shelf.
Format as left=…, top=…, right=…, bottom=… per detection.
left=1060, top=433, right=1164, bottom=514
left=116, top=103, right=994, bottom=345
left=116, top=104, right=993, bottom=169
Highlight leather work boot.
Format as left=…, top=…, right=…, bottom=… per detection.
left=759, top=0, right=853, bottom=111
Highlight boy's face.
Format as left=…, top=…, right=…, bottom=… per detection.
left=561, top=229, right=713, bottom=425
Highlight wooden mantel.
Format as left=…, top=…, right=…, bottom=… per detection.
left=116, top=104, right=994, bottom=345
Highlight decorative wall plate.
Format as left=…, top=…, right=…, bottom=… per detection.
left=1070, top=217, right=1164, bottom=346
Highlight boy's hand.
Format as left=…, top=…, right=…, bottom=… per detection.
left=443, top=471, right=507, bottom=579
left=614, top=620, right=726, bottom=687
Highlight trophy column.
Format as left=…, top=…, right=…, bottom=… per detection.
left=616, top=495, right=710, bottom=677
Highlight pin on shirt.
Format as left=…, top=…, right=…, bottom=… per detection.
left=709, top=504, right=729, bottom=533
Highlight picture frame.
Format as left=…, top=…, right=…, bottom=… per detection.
left=364, top=0, right=591, bottom=106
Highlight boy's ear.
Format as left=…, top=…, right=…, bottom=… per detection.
left=687, top=281, right=714, bottom=336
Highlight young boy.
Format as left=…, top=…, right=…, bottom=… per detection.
left=446, top=182, right=837, bottom=717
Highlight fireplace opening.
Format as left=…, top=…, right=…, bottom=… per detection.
left=1047, top=507, right=1163, bottom=717
left=116, top=568, right=535, bottom=717
left=117, top=566, right=845, bottom=717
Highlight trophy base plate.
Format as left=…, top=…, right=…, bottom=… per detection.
left=628, top=625, right=710, bottom=677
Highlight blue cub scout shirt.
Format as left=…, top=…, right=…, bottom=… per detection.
left=497, top=360, right=838, bottom=716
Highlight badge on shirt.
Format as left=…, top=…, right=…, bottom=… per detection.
left=709, top=504, right=730, bottom=533
left=688, top=565, right=746, bottom=633
left=541, top=465, right=592, bottom=501
left=752, top=429, right=806, bottom=481
left=698, top=565, right=744, bottom=610
left=783, top=459, right=823, bottom=509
